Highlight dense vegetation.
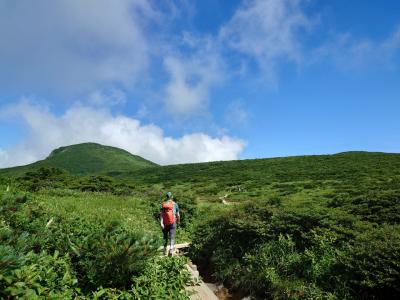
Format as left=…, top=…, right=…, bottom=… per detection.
left=1, top=143, right=399, bottom=299
left=0, top=182, right=194, bottom=298
left=184, top=152, right=400, bottom=299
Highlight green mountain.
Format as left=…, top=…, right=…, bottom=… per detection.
left=0, top=143, right=157, bottom=177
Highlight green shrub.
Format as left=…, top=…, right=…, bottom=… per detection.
left=350, top=191, right=400, bottom=224
left=0, top=250, right=78, bottom=299
left=16, top=167, right=70, bottom=192
left=131, top=256, right=193, bottom=299
left=69, top=224, right=159, bottom=291
left=340, top=225, right=400, bottom=298
left=174, top=196, right=197, bottom=230
left=240, top=235, right=303, bottom=298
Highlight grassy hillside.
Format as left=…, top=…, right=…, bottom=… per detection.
left=0, top=143, right=157, bottom=177
left=125, top=151, right=400, bottom=199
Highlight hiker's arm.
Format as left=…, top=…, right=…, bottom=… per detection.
left=175, top=202, right=180, bottom=224
left=159, top=209, right=164, bottom=229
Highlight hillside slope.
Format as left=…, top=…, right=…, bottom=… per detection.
left=125, top=151, right=400, bottom=184
left=0, top=143, right=157, bottom=176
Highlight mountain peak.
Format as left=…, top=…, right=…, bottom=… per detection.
left=1, top=143, right=157, bottom=177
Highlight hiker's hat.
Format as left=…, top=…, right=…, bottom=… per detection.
left=166, top=191, right=173, bottom=199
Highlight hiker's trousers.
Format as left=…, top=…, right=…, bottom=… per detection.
left=162, top=223, right=176, bottom=250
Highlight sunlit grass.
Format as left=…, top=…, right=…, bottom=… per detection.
left=36, top=190, right=160, bottom=235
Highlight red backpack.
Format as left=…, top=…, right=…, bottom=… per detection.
left=162, top=201, right=175, bottom=225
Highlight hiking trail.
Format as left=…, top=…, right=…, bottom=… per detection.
left=169, top=243, right=249, bottom=300
left=219, top=194, right=234, bottom=205
left=161, top=243, right=218, bottom=300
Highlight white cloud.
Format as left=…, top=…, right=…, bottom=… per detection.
left=313, top=26, right=400, bottom=70
left=162, top=0, right=312, bottom=115
left=0, top=101, right=245, bottom=167
left=0, top=0, right=154, bottom=93
left=219, top=0, right=310, bottom=81
left=0, top=0, right=312, bottom=117
left=163, top=34, right=224, bottom=116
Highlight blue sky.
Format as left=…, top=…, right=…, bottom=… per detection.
left=0, top=0, right=399, bottom=167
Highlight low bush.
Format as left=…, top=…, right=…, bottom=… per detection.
left=0, top=249, right=78, bottom=299
left=340, top=225, right=400, bottom=298
left=130, top=256, right=193, bottom=299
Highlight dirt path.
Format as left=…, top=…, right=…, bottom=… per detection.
left=186, top=263, right=219, bottom=300
left=219, top=194, right=235, bottom=205
left=168, top=243, right=219, bottom=300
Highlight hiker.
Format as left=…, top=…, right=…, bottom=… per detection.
left=160, top=191, right=180, bottom=256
